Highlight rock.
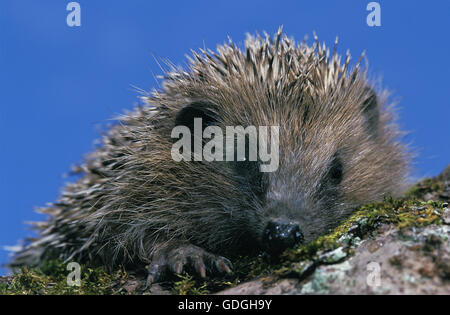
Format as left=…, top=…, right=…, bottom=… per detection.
left=215, top=224, right=450, bottom=294
left=443, top=208, right=450, bottom=225
left=216, top=278, right=301, bottom=295
left=317, top=247, right=347, bottom=264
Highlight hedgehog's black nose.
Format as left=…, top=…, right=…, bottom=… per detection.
left=263, top=219, right=304, bottom=256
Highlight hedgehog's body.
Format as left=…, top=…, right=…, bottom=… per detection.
left=12, top=30, right=409, bottom=281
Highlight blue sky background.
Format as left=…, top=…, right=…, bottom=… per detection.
left=0, top=1, right=449, bottom=274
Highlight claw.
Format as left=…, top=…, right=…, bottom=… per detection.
left=145, top=274, right=155, bottom=288
left=173, top=261, right=184, bottom=274
left=145, top=244, right=232, bottom=286
left=146, top=262, right=166, bottom=287
left=194, top=259, right=207, bottom=278
left=216, top=258, right=232, bottom=274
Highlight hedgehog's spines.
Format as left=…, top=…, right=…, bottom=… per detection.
left=9, top=29, right=410, bottom=272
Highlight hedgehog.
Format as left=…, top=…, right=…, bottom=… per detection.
left=10, top=28, right=410, bottom=284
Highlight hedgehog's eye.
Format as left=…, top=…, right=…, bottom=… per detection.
left=233, top=134, right=255, bottom=171
left=230, top=133, right=265, bottom=195
left=317, top=152, right=343, bottom=199
left=327, top=153, right=343, bottom=185
left=233, top=150, right=264, bottom=197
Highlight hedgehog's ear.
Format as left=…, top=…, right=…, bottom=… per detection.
left=361, top=87, right=380, bottom=137
left=174, top=101, right=218, bottom=132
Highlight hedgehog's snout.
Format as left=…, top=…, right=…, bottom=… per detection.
left=262, top=219, right=304, bottom=256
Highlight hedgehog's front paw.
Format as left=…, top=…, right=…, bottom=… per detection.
left=146, top=244, right=232, bottom=286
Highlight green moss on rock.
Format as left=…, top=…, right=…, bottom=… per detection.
left=0, top=261, right=126, bottom=295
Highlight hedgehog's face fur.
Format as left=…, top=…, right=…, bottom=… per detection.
left=4, top=26, right=414, bottom=279
left=9, top=30, right=410, bottom=271
left=134, top=31, right=409, bottom=257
